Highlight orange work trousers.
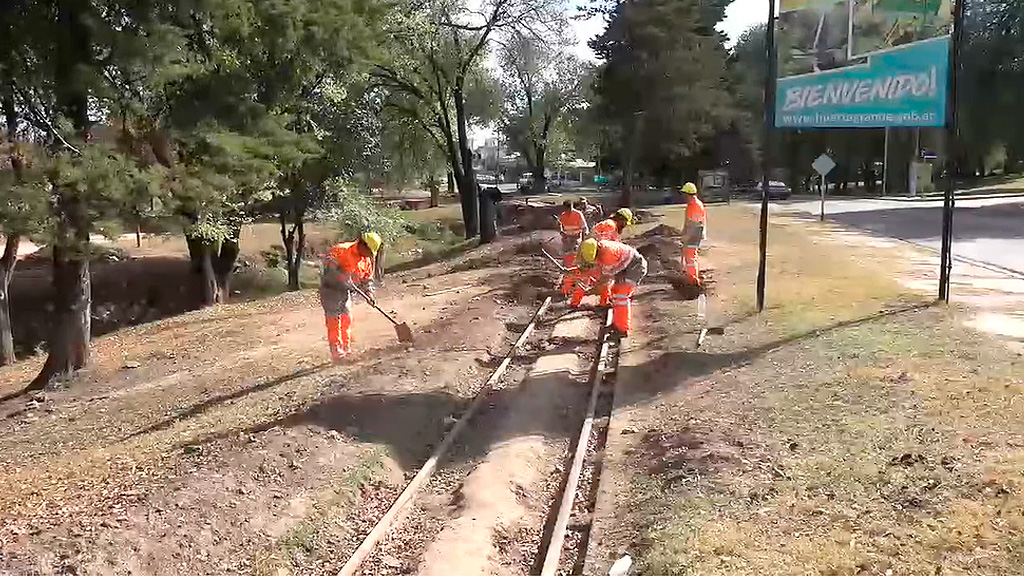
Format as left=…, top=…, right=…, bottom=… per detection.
left=683, top=246, right=700, bottom=285
left=560, top=252, right=579, bottom=296
left=611, top=282, right=637, bottom=334
left=325, top=313, right=353, bottom=359
left=568, top=273, right=611, bottom=308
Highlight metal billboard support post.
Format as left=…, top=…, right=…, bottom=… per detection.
left=882, top=127, right=891, bottom=195
left=756, top=0, right=778, bottom=314
left=939, top=0, right=966, bottom=303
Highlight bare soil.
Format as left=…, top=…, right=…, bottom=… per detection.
left=0, top=230, right=565, bottom=576
left=353, top=310, right=600, bottom=576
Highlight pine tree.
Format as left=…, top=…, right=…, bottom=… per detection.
left=590, top=0, right=737, bottom=193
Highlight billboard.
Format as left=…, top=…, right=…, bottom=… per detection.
left=775, top=0, right=952, bottom=128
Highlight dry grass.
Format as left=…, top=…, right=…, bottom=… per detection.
left=614, top=206, right=1024, bottom=576
left=251, top=450, right=390, bottom=576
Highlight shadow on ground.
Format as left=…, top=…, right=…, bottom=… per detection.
left=161, top=294, right=934, bottom=474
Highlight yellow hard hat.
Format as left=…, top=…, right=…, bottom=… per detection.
left=614, top=208, right=634, bottom=225
left=579, top=238, right=599, bottom=264
left=361, top=231, right=383, bottom=256
left=680, top=182, right=698, bottom=195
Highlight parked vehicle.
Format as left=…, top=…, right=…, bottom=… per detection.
left=517, top=174, right=549, bottom=194
left=733, top=180, right=791, bottom=200
left=517, top=175, right=531, bottom=194
left=477, top=172, right=499, bottom=187
left=766, top=180, right=792, bottom=200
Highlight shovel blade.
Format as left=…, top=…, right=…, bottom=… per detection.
left=395, top=322, right=414, bottom=344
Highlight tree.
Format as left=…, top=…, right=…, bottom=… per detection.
left=499, top=34, right=587, bottom=194
left=374, top=0, right=562, bottom=241
left=589, top=0, right=737, bottom=199
left=959, top=0, right=1024, bottom=175
left=206, top=0, right=386, bottom=292
left=0, top=0, right=182, bottom=388
left=0, top=2, right=41, bottom=366
left=5, top=0, right=313, bottom=386
left=0, top=95, right=49, bottom=366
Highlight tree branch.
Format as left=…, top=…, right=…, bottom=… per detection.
left=11, top=83, right=82, bottom=156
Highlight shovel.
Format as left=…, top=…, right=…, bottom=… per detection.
left=350, top=284, right=414, bottom=344
left=541, top=248, right=578, bottom=273
left=695, top=294, right=726, bottom=348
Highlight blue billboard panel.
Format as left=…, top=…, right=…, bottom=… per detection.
left=775, top=0, right=952, bottom=128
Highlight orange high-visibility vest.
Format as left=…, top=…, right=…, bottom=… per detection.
left=558, top=209, right=588, bottom=235
left=594, top=240, right=638, bottom=277
left=326, top=241, right=374, bottom=283
left=684, top=197, right=707, bottom=246
left=592, top=219, right=620, bottom=242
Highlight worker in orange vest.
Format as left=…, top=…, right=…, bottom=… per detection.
left=556, top=200, right=589, bottom=296
left=567, top=208, right=635, bottom=307
left=679, top=182, right=706, bottom=285
left=591, top=208, right=633, bottom=242
left=576, top=238, right=648, bottom=336
left=319, top=232, right=383, bottom=362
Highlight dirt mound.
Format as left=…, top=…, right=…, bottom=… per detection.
left=635, top=237, right=679, bottom=273
left=506, top=273, right=555, bottom=305
left=638, top=224, right=683, bottom=239
left=634, top=236, right=714, bottom=300
left=499, top=201, right=560, bottom=232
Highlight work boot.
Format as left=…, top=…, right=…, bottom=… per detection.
left=330, top=346, right=346, bottom=364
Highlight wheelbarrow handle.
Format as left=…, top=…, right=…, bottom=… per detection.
left=350, top=284, right=401, bottom=327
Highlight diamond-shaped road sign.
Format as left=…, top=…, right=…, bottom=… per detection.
left=812, top=153, right=836, bottom=177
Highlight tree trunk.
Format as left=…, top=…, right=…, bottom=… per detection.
left=186, top=234, right=205, bottom=274
left=452, top=159, right=477, bottom=241
left=453, top=81, right=479, bottom=239
left=185, top=233, right=221, bottom=305
left=2, top=94, right=22, bottom=366
left=621, top=113, right=644, bottom=207
left=374, top=242, right=386, bottom=284
left=532, top=163, right=546, bottom=195
left=29, top=246, right=91, bottom=390
left=214, top=229, right=240, bottom=301
left=429, top=182, right=440, bottom=208
left=197, top=242, right=220, bottom=305
left=0, top=235, right=18, bottom=366
left=283, top=216, right=305, bottom=292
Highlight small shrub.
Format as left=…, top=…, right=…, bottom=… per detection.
left=312, top=179, right=408, bottom=243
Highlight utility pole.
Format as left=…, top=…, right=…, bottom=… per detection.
left=756, top=0, right=778, bottom=313
left=939, top=0, right=966, bottom=302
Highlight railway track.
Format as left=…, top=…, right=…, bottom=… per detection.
left=337, top=298, right=623, bottom=576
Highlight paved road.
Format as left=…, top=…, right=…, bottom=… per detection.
left=773, top=196, right=1024, bottom=276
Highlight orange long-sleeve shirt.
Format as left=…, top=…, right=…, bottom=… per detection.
left=558, top=209, right=589, bottom=236
left=322, top=241, right=374, bottom=289
left=684, top=197, right=707, bottom=246
left=592, top=218, right=620, bottom=242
